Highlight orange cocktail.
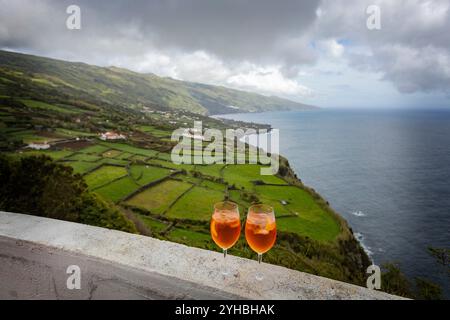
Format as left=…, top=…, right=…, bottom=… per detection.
left=211, top=211, right=241, bottom=250
left=245, top=213, right=276, bottom=254
left=245, top=204, right=276, bottom=280
left=210, top=201, right=241, bottom=276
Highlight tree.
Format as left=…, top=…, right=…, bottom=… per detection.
left=415, top=277, right=442, bottom=300
left=0, top=155, right=136, bottom=233
left=428, top=247, right=450, bottom=278
left=381, top=263, right=413, bottom=298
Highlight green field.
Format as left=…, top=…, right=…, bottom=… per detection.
left=200, top=179, right=226, bottom=192
left=99, top=142, right=159, bottom=157
left=98, top=158, right=130, bottom=166
left=94, top=176, right=140, bottom=203
left=66, top=153, right=102, bottom=162
left=55, top=128, right=94, bottom=138
left=194, top=164, right=224, bottom=178
left=66, top=161, right=101, bottom=174
left=166, top=186, right=224, bottom=221
left=255, top=185, right=340, bottom=241
left=129, top=164, right=172, bottom=185
left=155, top=152, right=172, bottom=161
left=8, top=130, right=65, bottom=144
left=84, top=165, right=128, bottom=190
left=222, top=164, right=287, bottom=189
left=147, top=158, right=195, bottom=171
left=18, top=150, right=73, bottom=160
left=137, top=214, right=169, bottom=233
left=117, top=152, right=133, bottom=160
left=21, top=99, right=78, bottom=114
left=129, top=154, right=148, bottom=162
left=126, top=179, right=192, bottom=214
left=102, top=149, right=122, bottom=158
left=166, top=227, right=210, bottom=247
left=78, top=145, right=110, bottom=154
left=136, top=125, right=172, bottom=137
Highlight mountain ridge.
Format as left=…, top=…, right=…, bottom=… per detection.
left=0, top=50, right=317, bottom=115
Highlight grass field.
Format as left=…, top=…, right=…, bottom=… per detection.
left=136, top=125, right=171, bottom=137
left=137, top=214, right=169, bottom=233
left=98, top=158, right=130, bottom=166
left=99, top=142, right=159, bottom=157
left=78, top=145, right=110, bottom=154
left=20, top=99, right=78, bottom=114
left=18, top=150, right=73, bottom=160
left=194, top=164, right=224, bottom=178
left=255, top=185, right=340, bottom=241
left=66, top=161, right=101, bottom=175
left=94, top=176, right=140, bottom=203
left=222, top=164, right=287, bottom=189
left=129, top=154, right=148, bottom=162
left=55, top=128, right=94, bottom=138
left=166, top=186, right=224, bottom=221
left=155, top=152, right=172, bottom=161
left=84, top=165, right=128, bottom=190
left=66, top=153, right=102, bottom=162
left=102, top=149, right=122, bottom=158
left=200, top=179, right=226, bottom=192
left=147, top=158, right=195, bottom=171
left=24, top=143, right=341, bottom=242
left=129, top=164, right=172, bottom=185
left=126, top=179, right=192, bottom=214
left=166, top=227, right=210, bottom=247
left=8, top=130, right=65, bottom=144
left=117, top=152, right=133, bottom=160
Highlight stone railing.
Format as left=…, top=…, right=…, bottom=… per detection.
left=0, top=211, right=403, bottom=300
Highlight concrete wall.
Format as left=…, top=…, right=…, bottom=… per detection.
left=0, top=211, right=403, bottom=300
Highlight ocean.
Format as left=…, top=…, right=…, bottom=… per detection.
left=218, top=109, right=450, bottom=296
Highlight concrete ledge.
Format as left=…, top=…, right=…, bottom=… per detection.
left=0, top=211, right=403, bottom=300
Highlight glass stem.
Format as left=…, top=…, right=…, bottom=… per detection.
left=256, top=253, right=263, bottom=281
left=221, top=248, right=229, bottom=276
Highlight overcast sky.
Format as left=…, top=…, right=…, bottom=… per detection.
left=1, top=0, right=449, bottom=108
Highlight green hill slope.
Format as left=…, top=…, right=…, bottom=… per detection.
left=0, top=50, right=316, bottom=115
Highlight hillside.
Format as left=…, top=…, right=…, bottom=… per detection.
left=0, top=49, right=371, bottom=289
left=0, top=50, right=316, bottom=115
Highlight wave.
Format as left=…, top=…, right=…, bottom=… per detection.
left=351, top=210, right=366, bottom=217
left=354, top=232, right=373, bottom=258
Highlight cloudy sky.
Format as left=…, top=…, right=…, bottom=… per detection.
left=1, top=0, right=449, bottom=108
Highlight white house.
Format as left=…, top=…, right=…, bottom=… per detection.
left=100, top=131, right=126, bottom=141
left=28, top=142, right=50, bottom=150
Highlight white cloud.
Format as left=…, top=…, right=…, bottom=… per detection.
left=226, top=67, right=314, bottom=97
left=317, top=39, right=344, bottom=58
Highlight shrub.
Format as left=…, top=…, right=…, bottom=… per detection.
left=0, top=154, right=136, bottom=233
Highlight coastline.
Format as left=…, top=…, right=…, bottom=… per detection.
left=211, top=112, right=372, bottom=281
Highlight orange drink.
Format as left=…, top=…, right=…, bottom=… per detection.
left=245, top=213, right=276, bottom=254
left=245, top=204, right=276, bottom=280
left=210, top=201, right=241, bottom=276
left=211, top=211, right=241, bottom=250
